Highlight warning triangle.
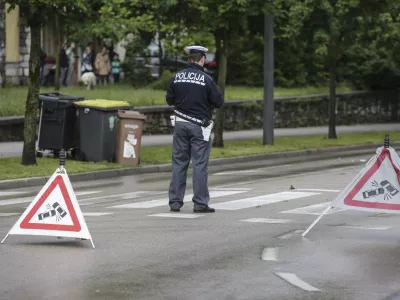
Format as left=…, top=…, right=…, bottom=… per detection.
left=2, top=169, right=94, bottom=247
left=332, top=147, right=400, bottom=213
left=20, top=175, right=81, bottom=231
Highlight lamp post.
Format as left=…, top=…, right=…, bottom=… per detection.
left=263, top=13, right=274, bottom=145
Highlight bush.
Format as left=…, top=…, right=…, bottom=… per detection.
left=342, top=43, right=400, bottom=90
left=121, top=39, right=154, bottom=88
left=147, top=70, right=174, bottom=90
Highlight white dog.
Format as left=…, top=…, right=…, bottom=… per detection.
left=80, top=72, right=96, bottom=90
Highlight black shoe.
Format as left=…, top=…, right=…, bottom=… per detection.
left=193, top=206, right=215, bottom=213
left=170, top=207, right=180, bottom=212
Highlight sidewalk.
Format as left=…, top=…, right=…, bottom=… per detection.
left=1, top=123, right=399, bottom=158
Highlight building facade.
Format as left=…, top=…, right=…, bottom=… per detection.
left=0, top=4, right=130, bottom=87
left=0, top=4, right=58, bottom=86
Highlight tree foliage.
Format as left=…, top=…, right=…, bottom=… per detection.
left=273, top=0, right=398, bottom=138
left=5, top=0, right=400, bottom=163
left=62, top=0, right=400, bottom=144
left=6, top=0, right=91, bottom=165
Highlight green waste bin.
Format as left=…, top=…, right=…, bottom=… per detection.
left=74, top=100, right=131, bottom=162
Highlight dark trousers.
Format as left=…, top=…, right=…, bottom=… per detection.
left=113, top=73, right=120, bottom=83
left=169, top=121, right=212, bottom=209
left=60, top=67, right=68, bottom=86
left=98, top=75, right=108, bottom=85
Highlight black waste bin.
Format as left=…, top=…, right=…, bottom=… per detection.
left=74, top=100, right=131, bottom=162
left=37, top=93, right=84, bottom=157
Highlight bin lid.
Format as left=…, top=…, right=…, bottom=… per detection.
left=117, top=110, right=146, bottom=120
left=75, top=99, right=131, bottom=111
left=39, top=92, right=84, bottom=102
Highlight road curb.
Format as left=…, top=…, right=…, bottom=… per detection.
left=0, top=142, right=399, bottom=190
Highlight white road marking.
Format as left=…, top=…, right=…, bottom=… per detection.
left=292, top=189, right=340, bottom=192
left=261, top=247, right=279, bottom=261
left=74, top=191, right=102, bottom=196
left=211, top=187, right=252, bottom=191
left=108, top=190, right=248, bottom=209
left=330, top=166, right=357, bottom=172
left=368, top=213, right=390, bottom=218
left=214, top=166, right=358, bottom=189
left=211, top=191, right=320, bottom=211
left=241, top=218, right=292, bottom=224
left=334, top=225, right=392, bottom=230
left=275, top=272, right=320, bottom=292
left=280, top=202, right=345, bottom=215
left=79, top=191, right=154, bottom=203
left=0, top=191, right=27, bottom=196
left=148, top=213, right=203, bottom=219
left=79, top=202, right=95, bottom=207
left=0, top=213, right=19, bottom=217
left=82, top=212, right=114, bottom=216
left=2, top=211, right=113, bottom=217
left=0, top=190, right=102, bottom=207
left=277, top=230, right=303, bottom=239
left=213, top=165, right=292, bottom=176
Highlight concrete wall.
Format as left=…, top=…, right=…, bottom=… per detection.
left=0, top=91, right=398, bottom=142
left=133, top=91, right=399, bottom=135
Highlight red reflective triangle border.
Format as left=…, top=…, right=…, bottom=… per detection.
left=20, top=175, right=82, bottom=232
left=344, top=148, right=400, bottom=210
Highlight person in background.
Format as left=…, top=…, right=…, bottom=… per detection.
left=81, top=44, right=94, bottom=75
left=65, top=42, right=76, bottom=86
left=39, top=48, right=47, bottom=85
left=95, top=46, right=111, bottom=85
left=59, top=43, right=69, bottom=87
left=111, top=54, right=121, bottom=83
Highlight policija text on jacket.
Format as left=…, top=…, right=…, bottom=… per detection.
left=166, top=63, right=224, bottom=121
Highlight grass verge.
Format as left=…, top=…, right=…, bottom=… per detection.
left=0, top=131, right=398, bottom=181
left=0, top=84, right=353, bottom=117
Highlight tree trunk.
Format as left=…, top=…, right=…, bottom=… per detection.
left=328, top=25, right=337, bottom=139
left=21, top=24, right=41, bottom=166
left=212, top=28, right=228, bottom=148
left=54, top=14, right=60, bottom=90
left=156, top=18, right=163, bottom=77
left=0, top=2, right=6, bottom=88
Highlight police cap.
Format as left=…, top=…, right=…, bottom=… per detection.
left=184, top=45, right=208, bottom=56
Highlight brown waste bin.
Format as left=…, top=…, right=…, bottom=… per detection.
left=115, top=110, right=146, bottom=166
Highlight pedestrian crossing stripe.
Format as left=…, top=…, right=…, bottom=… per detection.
left=0, top=213, right=19, bottom=217
left=0, top=190, right=102, bottom=207
left=107, top=190, right=249, bottom=209
left=212, top=192, right=320, bottom=210
left=148, top=213, right=203, bottom=219
left=280, top=202, right=345, bottom=215
left=240, top=218, right=292, bottom=224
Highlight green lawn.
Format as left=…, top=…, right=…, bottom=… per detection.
left=0, top=158, right=121, bottom=181
left=0, top=84, right=353, bottom=117
left=0, top=131, right=397, bottom=181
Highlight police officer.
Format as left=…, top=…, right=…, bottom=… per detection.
left=166, top=45, right=224, bottom=213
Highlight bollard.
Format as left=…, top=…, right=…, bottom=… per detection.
left=384, top=134, right=390, bottom=148
left=59, top=149, right=66, bottom=172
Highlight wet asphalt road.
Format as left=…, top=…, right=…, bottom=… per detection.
left=1, top=154, right=400, bottom=300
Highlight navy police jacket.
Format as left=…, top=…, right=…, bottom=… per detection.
left=166, top=63, right=224, bottom=121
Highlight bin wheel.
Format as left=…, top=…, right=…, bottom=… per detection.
left=71, top=148, right=79, bottom=160
left=74, top=150, right=85, bottom=161
left=36, top=151, right=43, bottom=158
left=53, top=150, right=60, bottom=158
left=107, top=154, right=116, bottom=163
